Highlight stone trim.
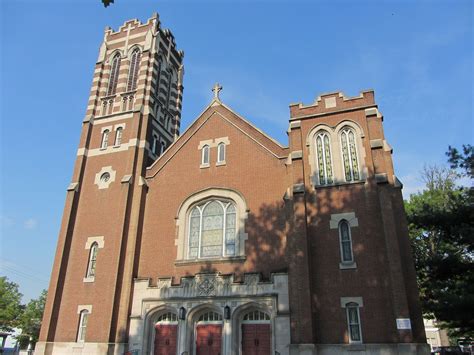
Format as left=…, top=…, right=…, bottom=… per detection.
left=291, top=150, right=303, bottom=160
left=77, top=304, right=93, bottom=314
left=289, top=120, right=301, bottom=130
left=94, top=166, right=116, bottom=189
left=329, top=212, right=359, bottom=229
left=340, top=297, right=363, bottom=307
left=375, top=173, right=388, bottom=183
left=85, top=236, right=105, bottom=249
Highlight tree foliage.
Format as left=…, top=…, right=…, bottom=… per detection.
left=0, top=277, right=23, bottom=332
left=17, top=290, right=47, bottom=344
left=405, top=146, right=474, bottom=338
left=101, top=0, right=114, bottom=7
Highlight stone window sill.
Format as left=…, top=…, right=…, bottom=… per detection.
left=99, top=147, right=107, bottom=151
left=339, top=262, right=357, bottom=270
left=314, top=180, right=366, bottom=189
left=200, top=163, right=210, bottom=169
left=83, top=277, right=95, bottom=283
left=346, top=343, right=365, bottom=351
left=216, top=161, right=226, bottom=166
left=175, top=256, right=246, bottom=266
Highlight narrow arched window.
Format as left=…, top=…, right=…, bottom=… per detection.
left=101, top=130, right=110, bottom=149
left=127, top=49, right=141, bottom=92
left=152, top=134, right=159, bottom=156
left=154, top=58, right=163, bottom=97
left=315, top=131, right=333, bottom=185
left=217, top=143, right=226, bottom=163
left=340, top=128, right=360, bottom=182
left=114, top=127, right=123, bottom=146
left=346, top=302, right=362, bottom=343
left=160, top=141, right=166, bottom=155
left=166, top=70, right=173, bottom=108
left=339, top=220, right=353, bottom=263
left=86, top=243, right=98, bottom=278
left=77, top=310, right=89, bottom=342
left=188, top=200, right=237, bottom=259
left=201, top=145, right=210, bottom=165
left=107, top=54, right=121, bottom=96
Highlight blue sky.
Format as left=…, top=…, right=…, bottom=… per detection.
left=0, top=0, right=472, bottom=301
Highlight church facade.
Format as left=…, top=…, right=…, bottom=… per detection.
left=37, top=14, right=429, bottom=355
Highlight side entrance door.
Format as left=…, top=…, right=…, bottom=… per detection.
left=154, top=324, right=178, bottom=355
left=241, top=310, right=271, bottom=355
left=196, top=324, right=222, bottom=355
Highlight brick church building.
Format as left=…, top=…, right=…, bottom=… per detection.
left=37, top=13, right=429, bottom=355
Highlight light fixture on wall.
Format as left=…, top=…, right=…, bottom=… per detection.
left=224, top=305, right=231, bottom=320
left=179, top=307, right=186, bottom=320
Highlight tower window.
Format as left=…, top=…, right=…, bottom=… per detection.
left=346, top=302, right=362, bottom=343
left=101, top=130, right=110, bottom=149
left=127, top=48, right=141, bottom=92
left=152, top=134, right=159, bottom=156
left=188, top=200, right=236, bottom=258
left=201, top=145, right=210, bottom=166
left=114, top=127, right=123, bottom=146
left=315, top=131, right=333, bottom=185
left=217, top=143, right=226, bottom=163
left=340, top=128, right=360, bottom=182
left=86, top=242, right=98, bottom=278
left=339, top=220, right=354, bottom=263
left=107, top=54, right=121, bottom=96
left=160, top=141, right=166, bottom=155
left=77, top=310, right=89, bottom=342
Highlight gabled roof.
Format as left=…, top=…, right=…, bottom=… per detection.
left=146, top=98, right=289, bottom=179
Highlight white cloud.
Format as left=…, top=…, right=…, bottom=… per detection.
left=24, top=218, right=38, bottom=230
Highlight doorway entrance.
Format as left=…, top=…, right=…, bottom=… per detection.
left=153, top=312, right=178, bottom=355
left=241, top=310, right=271, bottom=355
left=195, top=311, right=223, bottom=355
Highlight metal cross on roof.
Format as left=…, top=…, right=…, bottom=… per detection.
left=212, top=82, right=222, bottom=100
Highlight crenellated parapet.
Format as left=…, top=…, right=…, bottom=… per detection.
left=289, top=90, right=376, bottom=119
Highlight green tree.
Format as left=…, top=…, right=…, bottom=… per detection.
left=405, top=146, right=474, bottom=338
left=0, top=277, right=23, bottom=333
left=16, top=290, right=47, bottom=347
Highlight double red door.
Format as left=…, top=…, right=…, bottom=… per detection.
left=242, top=324, right=271, bottom=355
left=196, top=324, right=222, bottom=355
left=154, top=324, right=178, bottom=355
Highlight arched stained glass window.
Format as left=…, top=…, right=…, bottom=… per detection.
left=107, top=54, right=121, bottom=96
left=101, top=130, right=110, bottom=149
left=127, top=49, right=141, bottom=92
left=188, top=200, right=237, bottom=259
left=339, top=220, right=353, bottom=263
left=201, top=201, right=224, bottom=257
left=114, top=127, right=123, bottom=146
left=315, top=131, right=333, bottom=185
left=86, top=242, right=98, bottom=278
left=340, top=128, right=360, bottom=182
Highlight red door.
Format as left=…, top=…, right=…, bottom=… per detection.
left=154, top=324, right=178, bottom=355
left=196, top=324, right=222, bottom=355
left=242, top=324, right=271, bottom=355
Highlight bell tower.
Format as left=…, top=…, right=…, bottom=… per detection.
left=37, top=14, right=184, bottom=354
